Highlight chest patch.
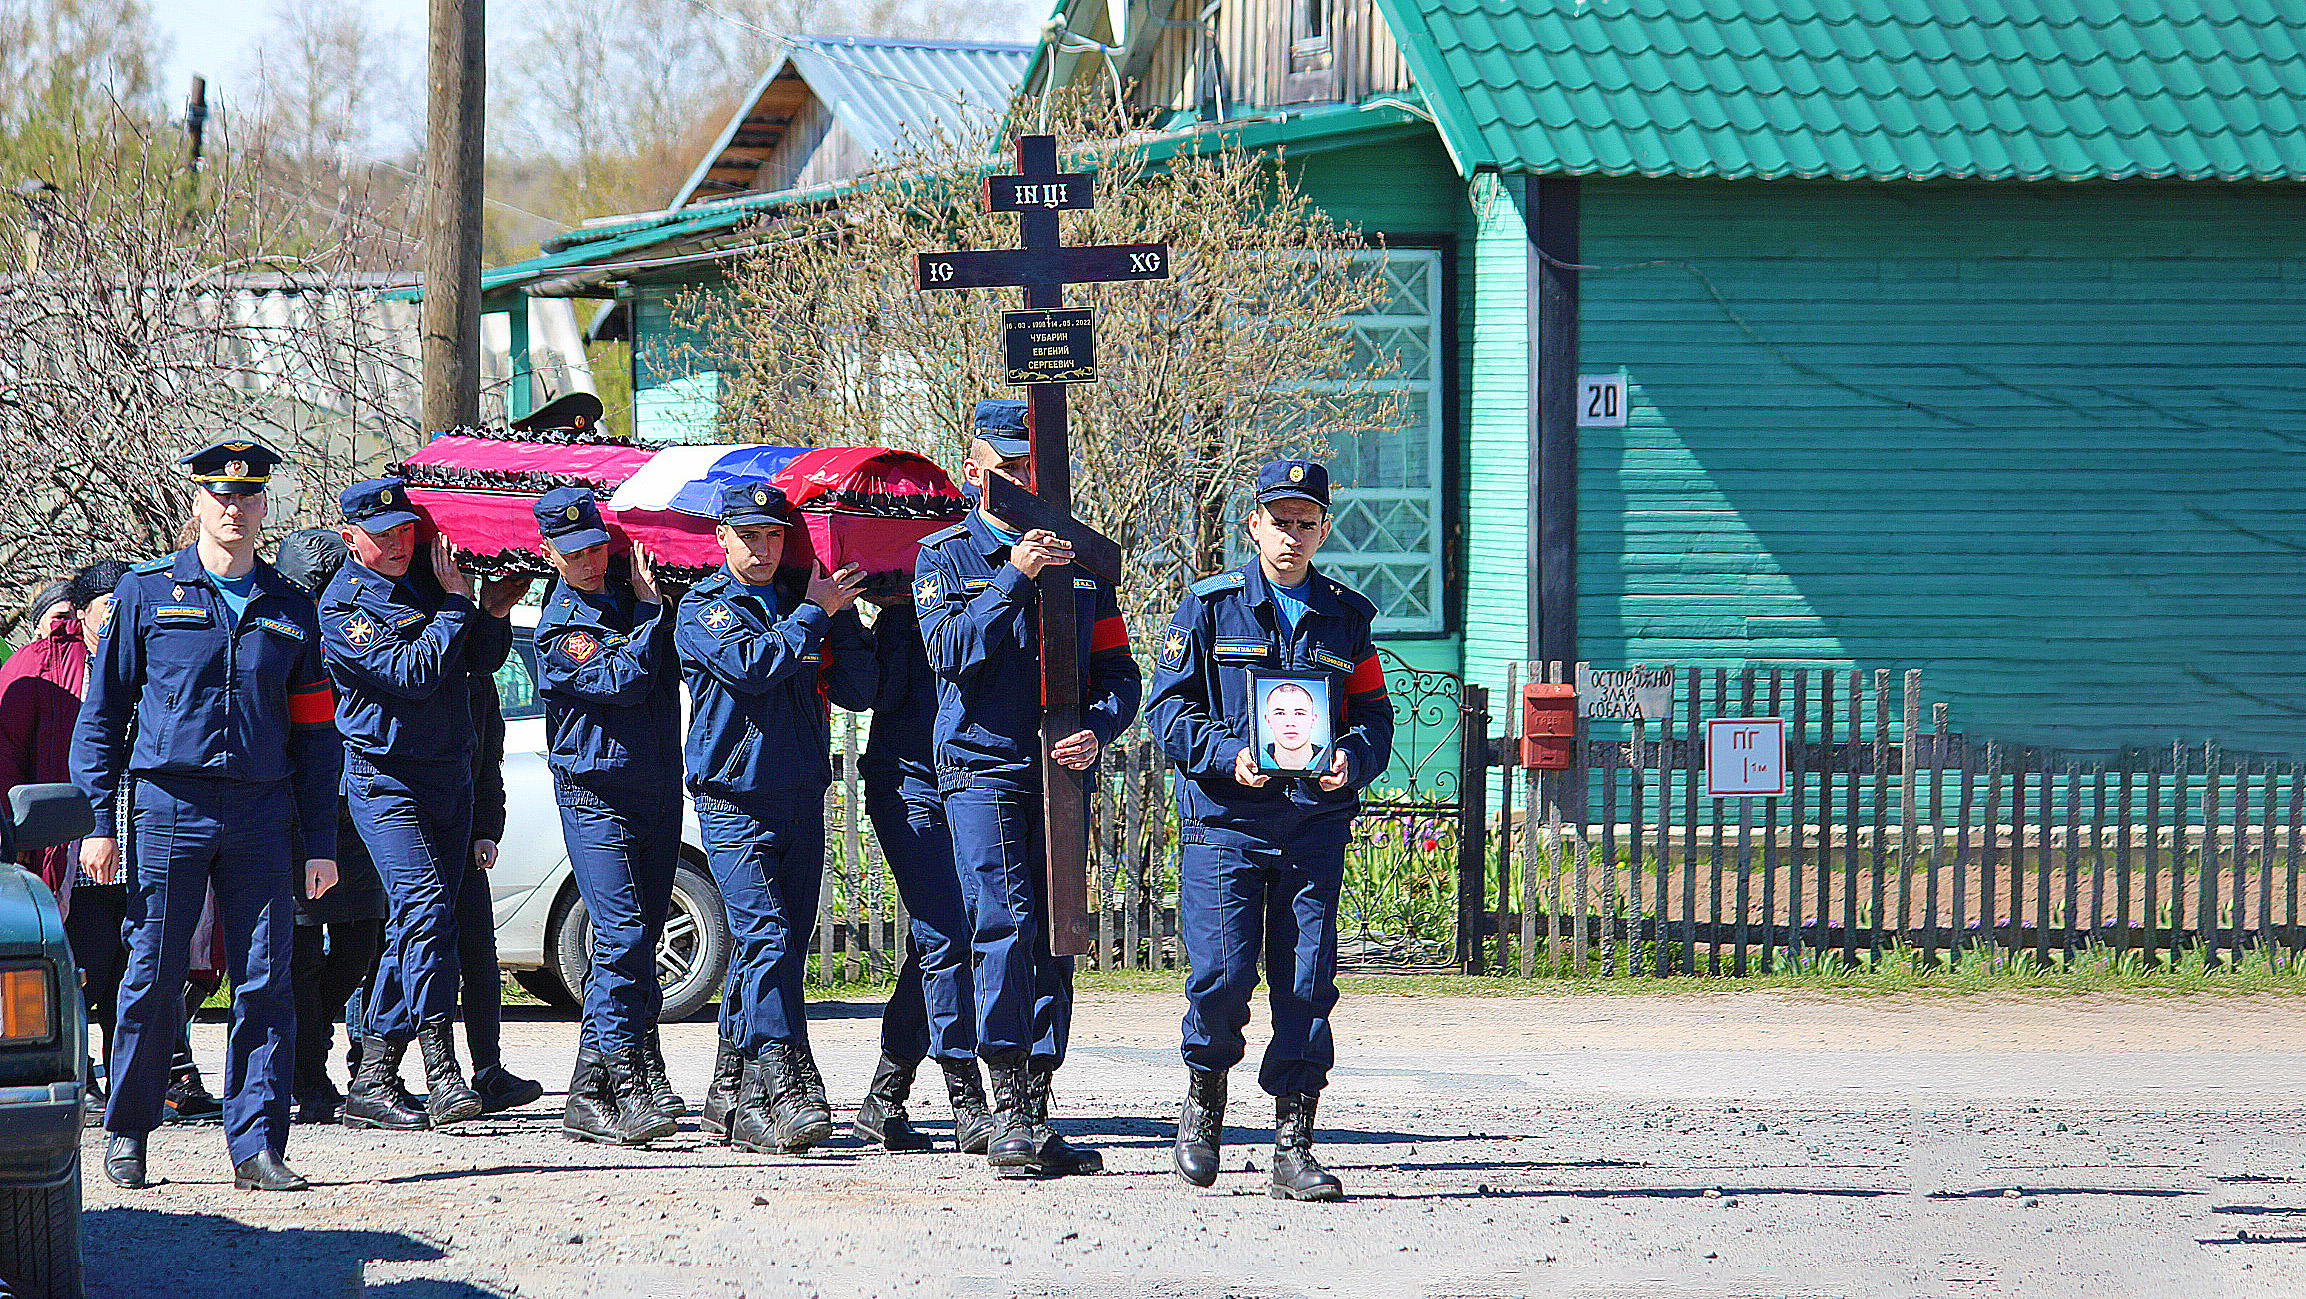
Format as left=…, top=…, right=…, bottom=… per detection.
left=1072, top=577, right=1097, bottom=591
left=390, top=611, right=426, bottom=629
left=341, top=615, right=376, bottom=644
left=963, top=577, right=991, bottom=591
left=1310, top=649, right=1354, bottom=674
left=154, top=605, right=211, bottom=626
left=560, top=630, right=599, bottom=664
left=254, top=616, right=305, bottom=641
left=1213, top=640, right=1267, bottom=660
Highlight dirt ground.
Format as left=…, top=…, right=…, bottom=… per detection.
left=79, top=989, right=2306, bottom=1298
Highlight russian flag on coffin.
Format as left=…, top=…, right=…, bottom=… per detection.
left=395, top=433, right=965, bottom=581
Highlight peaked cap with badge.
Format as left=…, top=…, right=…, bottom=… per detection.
left=1254, top=459, right=1329, bottom=510
left=339, top=477, right=420, bottom=534
left=972, top=399, right=1030, bottom=459
left=181, top=438, right=284, bottom=495
left=534, top=485, right=612, bottom=554
left=717, top=481, right=790, bottom=527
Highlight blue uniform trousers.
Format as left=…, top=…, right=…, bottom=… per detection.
left=1178, top=840, right=1346, bottom=1096
left=454, top=852, right=502, bottom=1068
left=865, top=780, right=975, bottom=1064
left=106, top=775, right=296, bottom=1163
left=694, top=793, right=822, bottom=1053
left=945, top=783, right=1072, bottom=1064
left=348, top=754, right=474, bottom=1039
left=554, top=772, right=681, bottom=1055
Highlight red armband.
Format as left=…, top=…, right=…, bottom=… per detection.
left=1091, top=615, right=1130, bottom=654
left=288, top=681, right=335, bottom=725
left=1346, top=654, right=1385, bottom=696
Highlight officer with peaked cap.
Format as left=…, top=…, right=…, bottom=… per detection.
left=72, top=438, right=343, bottom=1191
left=1147, top=457, right=1393, bottom=1201
left=914, top=398, right=1141, bottom=1177
left=676, top=481, right=873, bottom=1154
left=321, top=477, right=524, bottom=1133
left=529, top=486, right=686, bottom=1145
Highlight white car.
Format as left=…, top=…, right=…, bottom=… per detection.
left=483, top=608, right=732, bottom=1020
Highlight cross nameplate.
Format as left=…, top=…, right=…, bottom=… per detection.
left=914, top=135, right=1173, bottom=956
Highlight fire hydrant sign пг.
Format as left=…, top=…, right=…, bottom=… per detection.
left=1704, top=718, right=1786, bottom=798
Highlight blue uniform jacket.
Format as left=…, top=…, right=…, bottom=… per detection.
left=673, top=567, right=875, bottom=810
left=534, top=578, right=682, bottom=782
left=320, top=559, right=508, bottom=773
left=914, top=511, right=1141, bottom=792
left=70, top=548, right=342, bottom=856
left=1146, top=563, right=1394, bottom=850
left=861, top=600, right=934, bottom=795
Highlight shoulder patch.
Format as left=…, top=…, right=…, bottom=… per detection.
left=560, top=630, right=599, bottom=664
left=133, top=556, right=172, bottom=574
left=915, top=574, right=943, bottom=603
left=1189, top=571, right=1247, bottom=597
left=1158, top=625, right=1190, bottom=669
left=697, top=602, right=738, bottom=634
left=339, top=613, right=377, bottom=645
left=920, top=524, right=969, bottom=547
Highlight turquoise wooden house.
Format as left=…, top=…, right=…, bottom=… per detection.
left=454, top=2, right=2306, bottom=757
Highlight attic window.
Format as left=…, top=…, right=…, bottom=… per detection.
left=1289, top=0, right=1333, bottom=79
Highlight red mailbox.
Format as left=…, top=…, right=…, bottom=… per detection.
left=1521, top=682, right=1577, bottom=770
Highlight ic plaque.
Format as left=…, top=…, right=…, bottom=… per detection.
left=1003, top=307, right=1096, bottom=386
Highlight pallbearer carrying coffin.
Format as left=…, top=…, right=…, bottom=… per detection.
left=530, top=487, right=687, bottom=1146
left=1147, top=459, right=1393, bottom=1201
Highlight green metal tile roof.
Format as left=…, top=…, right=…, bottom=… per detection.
left=1367, top=0, right=2306, bottom=181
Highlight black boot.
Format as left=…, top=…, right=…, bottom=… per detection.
left=1026, top=1060, right=1101, bottom=1176
left=415, top=1017, right=483, bottom=1128
left=699, top=1035, right=743, bottom=1141
left=1173, top=1067, right=1226, bottom=1187
left=232, top=1148, right=309, bottom=1191
left=793, top=1041, right=829, bottom=1112
left=639, top=1027, right=685, bottom=1119
left=294, top=1066, right=344, bottom=1126
left=940, top=1058, right=995, bottom=1155
left=103, top=1134, right=147, bottom=1188
left=341, top=1035, right=427, bottom=1131
left=165, top=1063, right=222, bottom=1122
left=1270, top=1091, right=1343, bottom=1201
left=762, top=1040, right=834, bottom=1153
left=984, top=1052, right=1042, bottom=1174
left=853, top=1053, right=932, bottom=1151
left=727, top=1055, right=777, bottom=1153
left=560, top=1050, right=620, bottom=1144
left=471, top=1062, right=543, bottom=1115
left=611, top=1044, right=678, bottom=1144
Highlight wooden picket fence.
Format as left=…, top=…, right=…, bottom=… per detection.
left=1486, top=663, right=2306, bottom=978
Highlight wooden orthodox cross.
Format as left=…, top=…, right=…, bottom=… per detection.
left=915, top=134, right=1171, bottom=956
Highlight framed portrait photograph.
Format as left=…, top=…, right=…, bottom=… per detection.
left=1248, top=670, right=1334, bottom=777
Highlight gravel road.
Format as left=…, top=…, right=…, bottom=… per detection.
left=79, top=990, right=2306, bottom=1298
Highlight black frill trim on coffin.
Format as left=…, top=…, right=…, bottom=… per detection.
left=433, top=422, right=631, bottom=447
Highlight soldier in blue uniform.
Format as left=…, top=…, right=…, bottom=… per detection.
left=676, top=481, right=872, bottom=1154
left=850, top=589, right=993, bottom=1153
left=915, top=398, right=1141, bottom=1177
left=528, top=487, right=686, bottom=1146
left=1147, top=458, right=1394, bottom=1201
left=322, top=477, right=522, bottom=1132
left=72, top=439, right=343, bottom=1192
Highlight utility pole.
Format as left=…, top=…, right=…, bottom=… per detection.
left=421, top=0, right=485, bottom=435
left=184, top=76, right=209, bottom=173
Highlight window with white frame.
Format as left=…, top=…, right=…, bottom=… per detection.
left=1320, top=248, right=1444, bottom=633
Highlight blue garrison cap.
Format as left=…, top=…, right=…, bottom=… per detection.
left=1255, top=459, right=1330, bottom=510
left=534, top=486, right=611, bottom=553
left=180, top=438, right=282, bottom=495
left=340, top=477, right=420, bottom=533
left=718, top=480, right=790, bottom=527
left=972, top=399, right=1031, bottom=458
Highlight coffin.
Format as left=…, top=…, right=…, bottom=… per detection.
left=392, top=431, right=966, bottom=587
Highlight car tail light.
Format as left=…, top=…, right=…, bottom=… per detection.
left=0, top=965, right=51, bottom=1044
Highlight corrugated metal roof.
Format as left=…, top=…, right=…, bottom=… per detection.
left=791, top=35, right=1030, bottom=157
left=1367, top=0, right=2306, bottom=181
left=669, top=36, right=1029, bottom=209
